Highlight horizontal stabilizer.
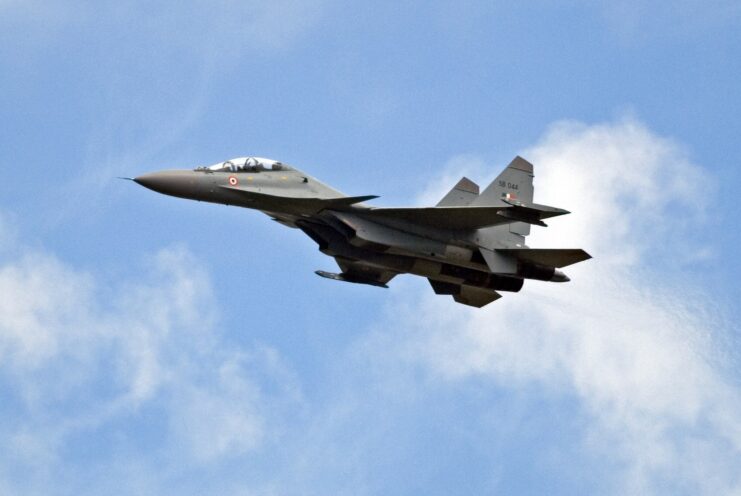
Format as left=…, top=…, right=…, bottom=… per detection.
left=496, top=248, right=592, bottom=268
left=501, top=199, right=570, bottom=219
left=496, top=200, right=570, bottom=228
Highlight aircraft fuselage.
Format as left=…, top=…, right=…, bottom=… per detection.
left=132, top=156, right=590, bottom=307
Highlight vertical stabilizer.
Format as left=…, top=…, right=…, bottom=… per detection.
left=473, top=156, right=535, bottom=236
left=436, top=177, right=479, bottom=206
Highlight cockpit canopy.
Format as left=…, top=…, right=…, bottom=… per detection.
left=200, top=157, right=292, bottom=173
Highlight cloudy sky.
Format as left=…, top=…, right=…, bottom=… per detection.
left=1, top=1, right=740, bottom=495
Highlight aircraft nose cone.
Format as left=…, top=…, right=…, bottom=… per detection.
left=134, top=170, right=198, bottom=199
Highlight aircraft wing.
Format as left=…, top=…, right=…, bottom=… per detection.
left=359, top=204, right=569, bottom=230
left=358, top=206, right=512, bottom=230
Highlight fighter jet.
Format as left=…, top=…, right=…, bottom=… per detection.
left=132, top=155, right=590, bottom=307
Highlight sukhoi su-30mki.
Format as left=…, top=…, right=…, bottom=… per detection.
left=132, top=155, right=591, bottom=307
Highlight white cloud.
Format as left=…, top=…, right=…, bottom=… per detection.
left=170, top=347, right=301, bottom=462
left=0, top=237, right=299, bottom=491
left=1, top=117, right=737, bottom=495
left=373, top=118, right=741, bottom=494
left=415, top=154, right=490, bottom=208
left=526, top=119, right=707, bottom=267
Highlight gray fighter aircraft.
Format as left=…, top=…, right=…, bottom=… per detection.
left=132, top=155, right=590, bottom=307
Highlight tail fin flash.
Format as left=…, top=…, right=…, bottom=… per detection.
left=473, top=156, right=535, bottom=236
left=474, top=156, right=534, bottom=206
left=436, top=177, right=479, bottom=206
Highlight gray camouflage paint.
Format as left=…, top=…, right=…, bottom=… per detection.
left=133, top=156, right=590, bottom=307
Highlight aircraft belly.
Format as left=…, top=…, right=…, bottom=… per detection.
left=329, top=212, right=477, bottom=267
left=304, top=227, right=522, bottom=294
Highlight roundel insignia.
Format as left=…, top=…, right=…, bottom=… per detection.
left=228, top=176, right=238, bottom=186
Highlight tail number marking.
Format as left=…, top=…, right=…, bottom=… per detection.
left=498, top=180, right=519, bottom=190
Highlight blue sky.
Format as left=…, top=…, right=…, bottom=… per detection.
left=1, top=1, right=740, bottom=495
